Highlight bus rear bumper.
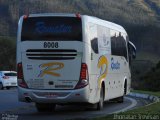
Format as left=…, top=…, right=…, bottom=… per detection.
left=18, top=86, right=90, bottom=104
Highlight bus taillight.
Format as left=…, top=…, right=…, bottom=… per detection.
left=80, top=63, right=88, bottom=80
left=17, top=63, right=28, bottom=88
left=23, top=15, right=28, bottom=20
left=76, top=13, right=81, bottom=19
left=75, top=63, right=89, bottom=89
left=17, top=63, right=23, bottom=79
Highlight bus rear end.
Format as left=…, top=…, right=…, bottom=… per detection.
left=17, top=14, right=90, bottom=108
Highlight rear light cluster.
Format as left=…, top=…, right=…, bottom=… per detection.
left=3, top=76, right=9, bottom=79
left=75, top=13, right=81, bottom=19
left=17, top=63, right=28, bottom=88
left=75, top=63, right=89, bottom=89
left=23, top=15, right=28, bottom=20
left=80, top=63, right=88, bottom=79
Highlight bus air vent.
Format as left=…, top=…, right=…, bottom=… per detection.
left=26, top=49, right=77, bottom=60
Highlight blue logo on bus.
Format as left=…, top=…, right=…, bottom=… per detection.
left=35, top=22, right=72, bottom=34
left=111, top=58, right=120, bottom=70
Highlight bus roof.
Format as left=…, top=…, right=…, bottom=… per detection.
left=83, top=15, right=127, bottom=34
left=21, top=13, right=127, bottom=34
left=28, top=13, right=77, bottom=17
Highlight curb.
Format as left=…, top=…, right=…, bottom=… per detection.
left=128, top=92, right=160, bottom=103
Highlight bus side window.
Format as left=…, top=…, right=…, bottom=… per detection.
left=111, top=32, right=128, bottom=61
left=121, top=37, right=128, bottom=61
left=89, top=23, right=98, bottom=54
left=128, top=41, right=136, bottom=65
left=91, top=38, right=99, bottom=54
left=128, top=44, right=132, bottom=65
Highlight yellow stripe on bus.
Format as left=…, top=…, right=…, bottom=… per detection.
left=97, top=56, right=108, bottom=88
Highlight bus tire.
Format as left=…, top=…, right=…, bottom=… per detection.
left=117, top=96, right=124, bottom=103
left=6, top=87, right=10, bottom=90
left=0, top=83, right=3, bottom=90
left=124, top=80, right=127, bottom=95
left=117, top=80, right=127, bottom=103
left=35, top=103, right=56, bottom=112
left=96, top=87, right=104, bottom=110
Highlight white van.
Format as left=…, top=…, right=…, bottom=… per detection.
left=17, top=13, right=136, bottom=112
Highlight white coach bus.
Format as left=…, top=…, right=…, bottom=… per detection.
left=17, top=13, right=136, bottom=112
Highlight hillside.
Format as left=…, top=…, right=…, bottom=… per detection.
left=0, top=0, right=160, bottom=52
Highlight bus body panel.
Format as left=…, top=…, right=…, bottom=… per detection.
left=17, top=14, right=134, bottom=105
left=18, top=86, right=90, bottom=104
left=20, top=41, right=83, bottom=90
left=84, top=16, right=131, bottom=102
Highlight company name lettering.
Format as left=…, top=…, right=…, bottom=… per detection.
left=35, top=22, right=72, bottom=34
left=111, top=58, right=120, bottom=70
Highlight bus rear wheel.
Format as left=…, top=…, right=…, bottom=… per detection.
left=117, top=96, right=124, bottom=103
left=124, top=81, right=127, bottom=95
left=117, top=81, right=127, bottom=103
left=6, top=87, right=10, bottom=90
left=35, top=103, right=56, bottom=112
left=96, top=87, right=104, bottom=110
left=0, top=83, right=3, bottom=90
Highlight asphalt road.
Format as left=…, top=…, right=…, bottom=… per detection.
left=0, top=88, right=151, bottom=120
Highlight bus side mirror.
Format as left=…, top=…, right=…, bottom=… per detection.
left=132, top=48, right=136, bottom=59
left=129, top=41, right=136, bottom=59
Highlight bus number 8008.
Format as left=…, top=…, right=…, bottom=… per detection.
left=44, top=42, right=59, bottom=48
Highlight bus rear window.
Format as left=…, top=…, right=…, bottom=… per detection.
left=21, top=17, right=82, bottom=41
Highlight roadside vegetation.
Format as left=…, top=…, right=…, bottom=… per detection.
left=132, top=60, right=160, bottom=91
left=0, top=36, right=16, bottom=70
left=94, top=90, right=160, bottom=120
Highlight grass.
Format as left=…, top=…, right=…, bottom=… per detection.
left=94, top=90, right=160, bottom=120
left=94, top=102, right=160, bottom=120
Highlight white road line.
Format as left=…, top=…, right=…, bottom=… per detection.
left=113, top=96, right=137, bottom=114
